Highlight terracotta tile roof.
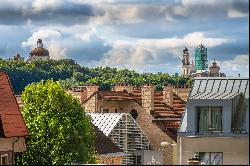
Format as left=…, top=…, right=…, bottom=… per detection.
left=0, top=72, right=28, bottom=138
left=98, top=91, right=135, bottom=101
left=82, top=86, right=189, bottom=131
left=131, top=87, right=188, bottom=130
left=94, top=126, right=124, bottom=155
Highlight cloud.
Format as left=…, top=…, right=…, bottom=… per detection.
left=228, top=8, right=249, bottom=18
left=22, top=29, right=67, bottom=59
left=0, top=0, right=248, bottom=76
left=32, top=0, right=63, bottom=12
left=0, top=0, right=248, bottom=27
left=97, top=31, right=232, bottom=69
left=221, top=54, right=249, bottom=76
left=228, top=0, right=249, bottom=18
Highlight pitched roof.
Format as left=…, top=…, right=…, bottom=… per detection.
left=83, top=86, right=189, bottom=130
left=88, top=113, right=124, bottom=136
left=98, top=91, right=136, bottom=101
left=132, top=88, right=187, bottom=126
left=189, top=77, right=249, bottom=99
left=0, top=72, right=28, bottom=137
left=94, top=126, right=124, bottom=156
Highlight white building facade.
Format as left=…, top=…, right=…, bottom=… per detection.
left=177, top=77, right=249, bottom=165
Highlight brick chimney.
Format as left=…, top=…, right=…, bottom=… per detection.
left=86, top=84, right=99, bottom=98
left=83, top=84, right=99, bottom=112
left=141, top=84, right=154, bottom=113
left=113, top=83, right=133, bottom=93
left=163, top=85, right=174, bottom=108
left=80, top=89, right=87, bottom=104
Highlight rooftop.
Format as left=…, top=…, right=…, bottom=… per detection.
left=190, top=77, right=249, bottom=99
left=0, top=72, right=28, bottom=137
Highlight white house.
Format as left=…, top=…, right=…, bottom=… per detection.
left=177, top=77, right=249, bottom=165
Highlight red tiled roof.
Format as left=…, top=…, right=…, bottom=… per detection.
left=82, top=86, right=189, bottom=131
left=98, top=91, right=135, bottom=101
left=131, top=87, right=188, bottom=129
left=0, top=72, right=28, bottom=138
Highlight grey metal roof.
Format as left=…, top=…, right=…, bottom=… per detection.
left=189, top=77, right=249, bottom=99
left=87, top=113, right=124, bottom=136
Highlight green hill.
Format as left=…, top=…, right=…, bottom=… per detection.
left=0, top=58, right=192, bottom=94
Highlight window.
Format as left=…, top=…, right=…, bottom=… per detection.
left=130, top=109, right=138, bottom=120
left=102, top=109, right=109, bottom=113
left=1, top=154, right=8, bottom=165
left=196, top=106, right=222, bottom=134
left=198, top=152, right=223, bottom=165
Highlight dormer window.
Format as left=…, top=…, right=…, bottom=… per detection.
left=196, top=106, right=223, bottom=134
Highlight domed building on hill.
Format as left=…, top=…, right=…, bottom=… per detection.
left=28, top=39, right=50, bottom=62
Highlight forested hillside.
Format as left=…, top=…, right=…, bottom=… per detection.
left=0, top=58, right=192, bottom=94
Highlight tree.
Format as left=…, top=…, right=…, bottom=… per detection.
left=19, top=80, right=96, bottom=165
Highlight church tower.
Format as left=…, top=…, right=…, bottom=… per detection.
left=181, top=47, right=191, bottom=76
left=28, top=39, right=50, bottom=62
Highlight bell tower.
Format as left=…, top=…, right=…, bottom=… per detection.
left=181, top=47, right=191, bottom=76
left=37, top=39, right=43, bottom=48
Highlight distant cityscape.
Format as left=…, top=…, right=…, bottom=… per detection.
left=8, top=39, right=228, bottom=78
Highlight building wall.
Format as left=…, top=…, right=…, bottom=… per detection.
left=177, top=136, right=249, bottom=165
left=181, top=99, right=233, bottom=134
left=84, top=94, right=97, bottom=112
left=29, top=55, right=49, bottom=61
left=0, top=150, right=12, bottom=165
left=0, top=137, right=26, bottom=165
left=97, top=156, right=123, bottom=165
left=86, top=99, right=174, bottom=165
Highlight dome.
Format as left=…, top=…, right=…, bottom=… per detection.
left=30, top=47, right=49, bottom=56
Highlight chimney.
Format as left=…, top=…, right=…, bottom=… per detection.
left=86, top=84, right=99, bottom=98
left=83, top=84, right=99, bottom=113
left=163, top=85, right=174, bottom=108
left=113, top=83, right=133, bottom=93
left=141, top=84, right=154, bottom=113
left=80, top=88, right=87, bottom=104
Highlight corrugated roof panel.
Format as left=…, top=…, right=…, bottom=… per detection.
left=189, top=78, right=249, bottom=100
left=189, top=79, right=201, bottom=97
left=196, top=79, right=207, bottom=95
left=240, top=79, right=249, bottom=97
left=204, top=79, right=222, bottom=99
left=193, top=79, right=215, bottom=99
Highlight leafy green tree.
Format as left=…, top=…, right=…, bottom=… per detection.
left=20, top=80, right=96, bottom=165
left=0, top=59, right=192, bottom=93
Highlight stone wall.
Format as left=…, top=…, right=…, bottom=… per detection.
left=112, top=84, right=133, bottom=93
left=141, top=84, right=154, bottom=113
left=84, top=94, right=97, bottom=112
left=163, top=86, right=173, bottom=107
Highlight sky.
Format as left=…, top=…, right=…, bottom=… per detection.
left=0, top=0, right=249, bottom=76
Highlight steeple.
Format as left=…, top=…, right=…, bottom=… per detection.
left=37, top=39, right=43, bottom=48
left=182, top=46, right=190, bottom=65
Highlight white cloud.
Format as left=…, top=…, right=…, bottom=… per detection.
left=70, top=0, right=115, bottom=4
left=97, top=31, right=233, bottom=68
left=32, top=0, right=63, bottom=12
left=221, top=54, right=249, bottom=76
left=22, top=29, right=61, bottom=47
left=228, top=8, right=249, bottom=18
left=22, top=29, right=67, bottom=60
